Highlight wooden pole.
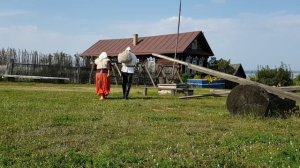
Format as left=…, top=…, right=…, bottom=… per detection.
left=8, top=58, right=14, bottom=75
left=111, top=65, right=118, bottom=85
left=152, top=53, right=300, bottom=102
left=176, top=69, right=183, bottom=83
left=88, top=57, right=94, bottom=84
left=172, top=0, right=182, bottom=77
left=179, top=91, right=229, bottom=99
left=144, top=63, right=156, bottom=87
left=113, top=63, right=121, bottom=76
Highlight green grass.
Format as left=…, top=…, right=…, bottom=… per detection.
left=1, top=82, right=300, bottom=167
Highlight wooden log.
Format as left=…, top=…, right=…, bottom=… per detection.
left=279, top=86, right=300, bottom=92
left=144, top=64, right=156, bottom=87
left=152, top=53, right=300, bottom=102
left=2, top=75, right=70, bottom=81
left=179, top=91, right=229, bottom=99
left=226, top=84, right=297, bottom=118
left=113, top=63, right=121, bottom=76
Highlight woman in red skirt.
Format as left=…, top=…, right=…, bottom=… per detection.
left=94, top=52, right=111, bottom=100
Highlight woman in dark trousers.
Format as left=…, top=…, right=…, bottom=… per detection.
left=121, top=47, right=137, bottom=99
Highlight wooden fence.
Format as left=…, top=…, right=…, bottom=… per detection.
left=0, top=48, right=90, bottom=83
left=0, top=48, right=179, bottom=85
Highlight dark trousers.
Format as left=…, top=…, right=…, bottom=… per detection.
left=122, top=72, right=133, bottom=99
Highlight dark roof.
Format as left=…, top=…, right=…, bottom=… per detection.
left=230, top=64, right=246, bottom=78
left=81, top=31, right=214, bottom=57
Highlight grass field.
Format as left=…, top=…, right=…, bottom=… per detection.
left=1, top=82, right=300, bottom=167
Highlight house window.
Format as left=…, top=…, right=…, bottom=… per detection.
left=185, top=56, right=192, bottom=74
left=192, top=57, right=199, bottom=74
left=199, top=57, right=205, bottom=67
left=192, top=40, right=198, bottom=50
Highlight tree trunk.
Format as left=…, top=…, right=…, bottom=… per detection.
left=226, top=84, right=297, bottom=118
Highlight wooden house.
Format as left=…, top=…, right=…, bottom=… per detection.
left=81, top=31, right=214, bottom=84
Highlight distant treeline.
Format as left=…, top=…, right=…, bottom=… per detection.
left=0, top=48, right=90, bottom=83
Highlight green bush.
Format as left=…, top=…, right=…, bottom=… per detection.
left=181, top=73, right=193, bottom=83
left=294, top=74, right=300, bottom=86
left=193, top=74, right=201, bottom=79
left=208, top=57, right=235, bottom=74
left=249, top=74, right=256, bottom=81
left=296, top=74, right=300, bottom=81
left=204, top=75, right=218, bottom=83
left=256, top=63, right=293, bottom=86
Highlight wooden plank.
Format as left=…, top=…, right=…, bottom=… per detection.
left=113, top=63, right=121, bottom=76
left=179, top=91, right=230, bottom=99
left=279, top=86, right=300, bottom=92
left=2, top=74, right=70, bottom=81
left=176, top=70, right=184, bottom=83
left=157, top=84, right=188, bottom=90
left=152, top=53, right=300, bottom=101
left=110, top=67, right=118, bottom=85
left=158, top=87, right=185, bottom=91
left=144, top=64, right=156, bottom=87
left=209, top=89, right=231, bottom=95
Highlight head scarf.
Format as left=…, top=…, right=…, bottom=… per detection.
left=98, top=52, right=108, bottom=60
left=126, top=47, right=131, bottom=51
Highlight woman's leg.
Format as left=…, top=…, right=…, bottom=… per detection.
left=125, top=73, right=133, bottom=99
left=96, top=73, right=101, bottom=96
left=122, top=72, right=128, bottom=99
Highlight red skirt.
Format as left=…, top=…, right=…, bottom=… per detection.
left=95, top=72, right=110, bottom=97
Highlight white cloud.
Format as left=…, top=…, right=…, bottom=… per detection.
left=112, top=13, right=300, bottom=70
left=1, top=11, right=300, bottom=70
left=0, top=25, right=101, bottom=54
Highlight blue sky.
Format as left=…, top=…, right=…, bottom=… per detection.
left=1, top=0, right=300, bottom=70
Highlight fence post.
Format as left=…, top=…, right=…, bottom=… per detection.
left=6, top=59, right=14, bottom=75
left=77, top=61, right=80, bottom=83
left=88, top=57, right=94, bottom=84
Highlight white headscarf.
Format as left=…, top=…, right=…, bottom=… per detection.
left=98, top=52, right=108, bottom=60
left=125, top=47, right=131, bottom=51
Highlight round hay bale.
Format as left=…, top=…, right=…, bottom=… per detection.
left=226, top=84, right=297, bottom=118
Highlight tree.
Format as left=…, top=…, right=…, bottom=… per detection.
left=208, top=57, right=235, bottom=74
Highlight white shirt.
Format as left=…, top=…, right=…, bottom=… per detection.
left=121, top=53, right=137, bottom=74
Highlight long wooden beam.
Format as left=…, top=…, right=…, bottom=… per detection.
left=152, top=53, right=300, bottom=102
left=179, top=91, right=230, bottom=99
left=144, top=64, right=156, bottom=87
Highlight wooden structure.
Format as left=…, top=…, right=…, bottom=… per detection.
left=81, top=31, right=214, bottom=84
left=152, top=53, right=300, bottom=117
left=157, top=84, right=193, bottom=96
left=226, top=64, right=246, bottom=89
left=143, top=84, right=193, bottom=96
left=2, top=74, right=70, bottom=83
left=179, top=90, right=230, bottom=99
left=1, top=51, right=87, bottom=83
